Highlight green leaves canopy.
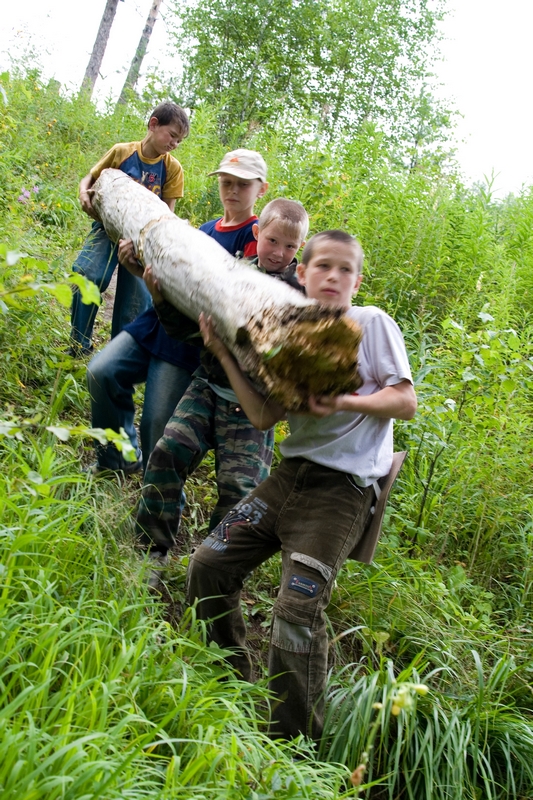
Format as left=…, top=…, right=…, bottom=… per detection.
left=168, top=0, right=446, bottom=145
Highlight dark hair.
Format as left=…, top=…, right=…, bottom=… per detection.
left=301, top=229, right=364, bottom=274
left=149, top=103, right=190, bottom=138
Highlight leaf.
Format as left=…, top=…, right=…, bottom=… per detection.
left=462, top=367, right=477, bottom=382
left=263, top=345, right=283, bottom=361
left=443, top=318, right=463, bottom=331
left=0, top=421, right=22, bottom=437
left=45, top=283, right=74, bottom=307
left=501, top=378, right=516, bottom=393
left=46, top=426, right=71, bottom=441
left=6, top=250, right=25, bottom=267
left=68, top=274, right=101, bottom=306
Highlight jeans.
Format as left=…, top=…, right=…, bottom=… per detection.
left=86, top=331, right=193, bottom=471
left=71, top=222, right=151, bottom=350
left=135, top=377, right=274, bottom=555
left=187, top=457, right=375, bottom=741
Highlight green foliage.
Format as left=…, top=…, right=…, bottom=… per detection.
left=0, top=452, right=354, bottom=798
left=320, top=654, right=533, bottom=800
left=167, top=0, right=452, bottom=150
left=1, top=66, right=533, bottom=799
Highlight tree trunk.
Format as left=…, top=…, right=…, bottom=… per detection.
left=117, top=0, right=163, bottom=106
left=91, top=169, right=362, bottom=410
left=81, top=0, right=123, bottom=97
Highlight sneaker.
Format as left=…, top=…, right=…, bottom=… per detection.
left=145, top=551, right=169, bottom=591
left=83, top=458, right=143, bottom=477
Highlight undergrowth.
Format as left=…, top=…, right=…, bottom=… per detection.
left=1, top=68, right=532, bottom=799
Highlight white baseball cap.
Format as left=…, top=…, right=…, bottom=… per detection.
left=208, top=149, right=268, bottom=182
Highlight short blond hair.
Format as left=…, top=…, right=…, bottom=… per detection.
left=301, top=230, right=364, bottom=275
left=258, top=198, right=309, bottom=244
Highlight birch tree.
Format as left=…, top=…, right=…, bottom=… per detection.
left=81, top=0, right=123, bottom=97
left=167, top=0, right=449, bottom=149
left=117, top=0, right=163, bottom=105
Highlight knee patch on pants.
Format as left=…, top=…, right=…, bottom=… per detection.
left=271, top=614, right=312, bottom=654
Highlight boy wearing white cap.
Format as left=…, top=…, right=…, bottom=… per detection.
left=199, top=148, right=268, bottom=256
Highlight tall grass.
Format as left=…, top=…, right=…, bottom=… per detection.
left=319, top=653, right=533, bottom=800
left=1, top=66, right=533, bottom=798
left=0, top=437, right=360, bottom=799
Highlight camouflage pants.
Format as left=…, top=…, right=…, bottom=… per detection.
left=136, top=377, right=274, bottom=554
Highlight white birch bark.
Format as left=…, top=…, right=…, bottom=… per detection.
left=92, top=168, right=362, bottom=409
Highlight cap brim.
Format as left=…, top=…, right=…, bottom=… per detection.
left=207, top=167, right=265, bottom=181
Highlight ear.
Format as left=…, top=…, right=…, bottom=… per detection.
left=258, top=181, right=269, bottom=198
left=148, top=116, right=159, bottom=131
left=252, top=223, right=259, bottom=241
left=296, top=262, right=307, bottom=287
left=353, top=274, right=363, bottom=294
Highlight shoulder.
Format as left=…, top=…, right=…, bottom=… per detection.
left=162, top=153, right=183, bottom=174
left=111, top=141, right=139, bottom=159
left=90, top=141, right=138, bottom=176
left=201, top=216, right=258, bottom=257
left=348, top=304, right=407, bottom=350
left=199, top=218, right=221, bottom=234
left=348, top=304, right=401, bottom=333
left=349, top=305, right=411, bottom=381
left=280, top=259, right=304, bottom=292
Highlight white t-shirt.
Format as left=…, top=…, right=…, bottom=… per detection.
left=280, top=305, right=413, bottom=486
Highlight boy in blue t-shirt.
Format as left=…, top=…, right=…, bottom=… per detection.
left=70, top=102, right=189, bottom=355
left=85, top=149, right=271, bottom=478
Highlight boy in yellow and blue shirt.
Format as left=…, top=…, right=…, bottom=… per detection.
left=70, top=102, right=189, bottom=354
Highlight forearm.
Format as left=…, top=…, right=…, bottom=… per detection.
left=163, top=197, right=177, bottom=213
left=217, top=350, right=285, bottom=430
left=79, top=173, right=94, bottom=194
left=340, top=382, right=417, bottom=420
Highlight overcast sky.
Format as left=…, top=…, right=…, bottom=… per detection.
left=2, top=0, right=532, bottom=197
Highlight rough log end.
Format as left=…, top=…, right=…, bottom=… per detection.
left=237, top=306, right=363, bottom=411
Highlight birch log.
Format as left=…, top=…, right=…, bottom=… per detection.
left=92, top=168, right=363, bottom=410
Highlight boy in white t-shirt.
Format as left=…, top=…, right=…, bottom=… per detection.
left=188, top=229, right=417, bottom=741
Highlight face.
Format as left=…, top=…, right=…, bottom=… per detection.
left=254, top=221, right=302, bottom=272
left=148, top=117, right=186, bottom=155
left=297, top=239, right=363, bottom=309
left=218, top=173, right=267, bottom=216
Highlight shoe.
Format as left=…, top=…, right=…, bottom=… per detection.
left=145, top=551, right=169, bottom=591
left=83, top=458, right=143, bottom=476
left=66, top=344, right=94, bottom=358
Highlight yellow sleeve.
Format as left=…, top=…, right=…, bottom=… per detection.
left=162, top=155, right=185, bottom=200
left=90, top=143, right=137, bottom=180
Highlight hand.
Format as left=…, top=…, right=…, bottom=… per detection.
left=143, top=265, right=164, bottom=304
left=79, top=189, right=98, bottom=220
left=307, top=394, right=348, bottom=417
left=198, top=312, right=231, bottom=361
left=117, top=239, right=144, bottom=277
